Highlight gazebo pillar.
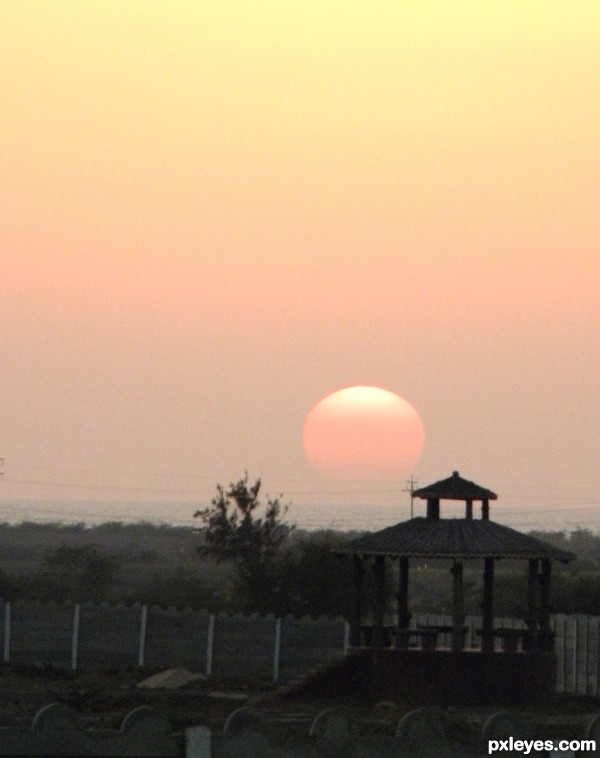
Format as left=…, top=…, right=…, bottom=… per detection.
left=538, top=559, right=553, bottom=652
left=481, top=558, right=495, bottom=652
left=526, top=558, right=540, bottom=651
left=396, top=557, right=410, bottom=648
left=427, top=498, right=440, bottom=519
left=481, top=498, right=490, bottom=520
left=350, top=555, right=364, bottom=647
left=451, top=559, right=465, bottom=651
left=372, top=556, right=386, bottom=648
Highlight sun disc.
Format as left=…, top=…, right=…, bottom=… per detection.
left=302, top=385, right=425, bottom=479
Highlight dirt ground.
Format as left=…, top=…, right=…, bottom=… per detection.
left=0, top=663, right=599, bottom=740
left=0, top=664, right=255, bottom=732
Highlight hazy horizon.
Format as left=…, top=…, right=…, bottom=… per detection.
left=0, top=495, right=598, bottom=537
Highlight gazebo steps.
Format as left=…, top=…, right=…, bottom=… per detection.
left=275, top=651, right=369, bottom=701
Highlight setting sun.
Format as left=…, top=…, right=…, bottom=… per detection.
left=302, top=386, right=425, bottom=480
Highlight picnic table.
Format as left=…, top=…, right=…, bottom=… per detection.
left=476, top=627, right=528, bottom=652
left=394, top=627, right=440, bottom=650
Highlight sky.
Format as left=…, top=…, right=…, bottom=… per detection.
left=2, top=2, right=599, bottom=525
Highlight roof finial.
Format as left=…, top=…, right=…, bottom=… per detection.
left=452, top=470, right=459, bottom=478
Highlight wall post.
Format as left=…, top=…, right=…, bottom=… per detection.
left=3, top=601, right=10, bottom=663
left=527, top=559, right=540, bottom=652
left=71, top=603, right=80, bottom=671
left=273, top=617, right=282, bottom=684
left=138, top=605, right=148, bottom=667
left=538, top=559, right=552, bottom=652
left=343, top=621, right=350, bottom=654
left=185, top=725, right=212, bottom=758
left=206, top=614, right=215, bottom=677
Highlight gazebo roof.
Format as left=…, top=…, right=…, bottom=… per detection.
left=337, top=518, right=575, bottom=561
left=412, top=471, right=497, bottom=501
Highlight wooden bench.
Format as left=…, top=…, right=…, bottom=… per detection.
left=417, top=625, right=470, bottom=648
left=494, top=628, right=528, bottom=652
left=395, top=628, right=440, bottom=651
left=477, top=627, right=528, bottom=652
left=359, top=625, right=395, bottom=647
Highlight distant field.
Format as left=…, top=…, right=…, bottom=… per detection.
left=0, top=521, right=236, bottom=606
left=0, top=521, right=198, bottom=575
left=0, top=520, right=595, bottom=618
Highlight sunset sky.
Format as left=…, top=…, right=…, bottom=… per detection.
left=2, top=2, right=599, bottom=524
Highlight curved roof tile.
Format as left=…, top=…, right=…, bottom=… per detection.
left=337, top=518, right=574, bottom=561
left=412, top=471, right=497, bottom=501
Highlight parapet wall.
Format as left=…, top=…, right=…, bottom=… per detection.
left=0, top=600, right=598, bottom=696
left=0, top=599, right=347, bottom=682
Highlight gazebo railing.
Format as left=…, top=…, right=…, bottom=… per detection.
left=359, top=612, right=529, bottom=652
left=413, top=613, right=527, bottom=651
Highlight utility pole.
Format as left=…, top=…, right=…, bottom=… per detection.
left=402, top=475, right=418, bottom=519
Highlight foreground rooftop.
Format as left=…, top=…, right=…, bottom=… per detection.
left=338, top=517, right=575, bottom=561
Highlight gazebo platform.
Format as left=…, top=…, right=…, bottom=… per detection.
left=350, top=648, right=557, bottom=704
left=281, top=647, right=557, bottom=705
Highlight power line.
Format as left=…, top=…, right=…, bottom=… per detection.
left=6, top=462, right=600, bottom=491
left=1, top=497, right=600, bottom=533
left=4, top=462, right=600, bottom=520
left=4, top=476, right=600, bottom=512
left=3, top=477, right=200, bottom=496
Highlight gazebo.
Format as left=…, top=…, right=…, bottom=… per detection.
left=335, top=471, right=575, bottom=703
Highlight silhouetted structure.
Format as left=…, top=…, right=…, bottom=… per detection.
left=334, top=471, right=575, bottom=703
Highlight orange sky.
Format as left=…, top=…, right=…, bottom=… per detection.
left=2, top=2, right=599, bottom=520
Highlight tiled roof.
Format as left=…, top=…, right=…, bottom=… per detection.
left=336, top=518, right=575, bottom=561
left=412, top=471, right=497, bottom=501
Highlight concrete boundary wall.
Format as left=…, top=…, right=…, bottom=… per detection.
left=0, top=599, right=347, bottom=684
left=1, top=598, right=599, bottom=694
